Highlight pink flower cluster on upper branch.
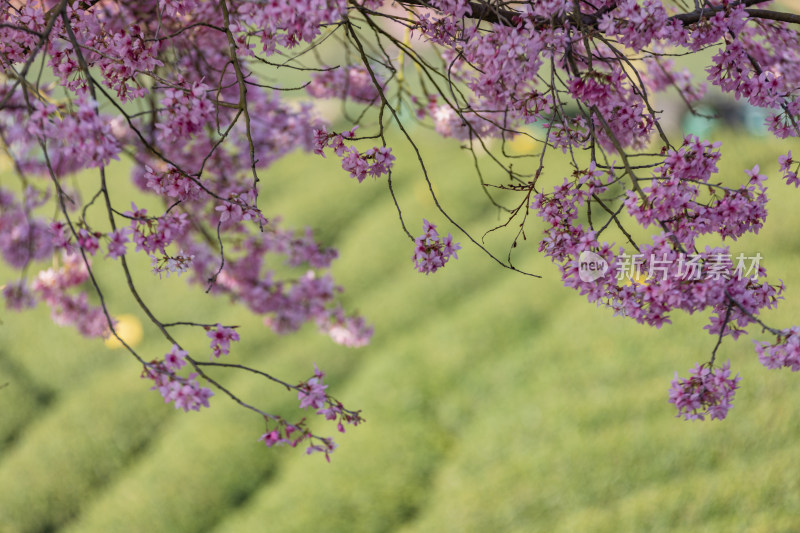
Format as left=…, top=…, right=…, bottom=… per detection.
left=312, top=126, right=395, bottom=182
left=306, top=66, right=383, bottom=104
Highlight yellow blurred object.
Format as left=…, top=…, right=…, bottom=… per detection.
left=0, top=153, right=12, bottom=173
left=506, top=134, right=539, bottom=155
left=105, top=314, right=144, bottom=349
left=624, top=270, right=650, bottom=287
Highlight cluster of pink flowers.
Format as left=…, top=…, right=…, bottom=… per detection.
left=0, top=0, right=386, bottom=459
left=257, top=420, right=314, bottom=450
left=214, top=190, right=266, bottom=226
left=429, top=104, right=503, bottom=141
left=318, top=307, right=373, bottom=348
left=27, top=98, right=121, bottom=169
left=707, top=40, right=782, bottom=108
left=206, top=324, right=240, bottom=358
left=779, top=151, right=799, bottom=187
left=298, top=365, right=364, bottom=447
left=597, top=0, right=672, bottom=50
left=568, top=66, right=654, bottom=150
left=143, top=165, right=204, bottom=203
left=625, top=136, right=768, bottom=243
left=159, top=0, right=199, bottom=19
left=530, top=148, right=781, bottom=418
left=122, top=203, right=189, bottom=256
left=0, top=4, right=46, bottom=67
left=81, top=23, right=162, bottom=101
left=312, top=125, right=357, bottom=156
left=76, top=229, right=100, bottom=255
left=106, top=228, right=130, bottom=259
left=150, top=251, right=195, bottom=278
left=2, top=281, right=35, bottom=311
left=767, top=100, right=800, bottom=139
left=312, top=126, right=395, bottom=182
left=669, top=362, right=741, bottom=420
left=429, top=0, right=473, bottom=19
left=232, top=93, right=323, bottom=169
left=143, top=345, right=214, bottom=412
left=257, top=420, right=338, bottom=462
left=30, top=251, right=111, bottom=338
left=306, top=66, right=382, bottom=104
left=544, top=116, right=590, bottom=154
left=44, top=4, right=163, bottom=99
left=234, top=0, right=347, bottom=54
left=257, top=364, right=363, bottom=461
left=0, top=188, right=54, bottom=269
left=297, top=366, right=328, bottom=410
left=199, top=229, right=372, bottom=347
left=340, top=146, right=396, bottom=182
left=455, top=22, right=549, bottom=127
left=4, top=0, right=800, bottom=459
left=536, top=169, right=780, bottom=333
left=413, top=219, right=461, bottom=274
left=532, top=163, right=609, bottom=262
left=155, top=82, right=215, bottom=143
left=754, top=329, right=800, bottom=371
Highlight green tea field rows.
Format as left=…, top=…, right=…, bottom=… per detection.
left=2, top=129, right=799, bottom=532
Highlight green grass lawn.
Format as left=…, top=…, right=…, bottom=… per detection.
left=1, top=125, right=799, bottom=533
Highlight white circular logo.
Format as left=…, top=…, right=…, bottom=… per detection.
left=577, top=251, right=609, bottom=282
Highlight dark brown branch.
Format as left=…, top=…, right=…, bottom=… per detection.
left=393, top=0, right=519, bottom=25
left=395, top=0, right=789, bottom=30
left=744, top=8, right=800, bottom=25
left=710, top=300, right=734, bottom=366
left=0, top=23, right=43, bottom=36
left=672, top=0, right=770, bottom=24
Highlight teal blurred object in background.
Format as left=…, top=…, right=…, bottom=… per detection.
left=742, top=105, right=770, bottom=137
left=682, top=105, right=716, bottom=138
left=682, top=100, right=771, bottom=138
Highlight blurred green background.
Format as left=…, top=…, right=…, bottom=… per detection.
left=1, top=118, right=800, bottom=533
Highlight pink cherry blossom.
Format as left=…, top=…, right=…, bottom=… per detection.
left=413, top=219, right=461, bottom=274
left=207, top=324, right=240, bottom=357
left=106, top=228, right=130, bottom=259
left=164, top=344, right=188, bottom=371
left=669, top=362, right=741, bottom=421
